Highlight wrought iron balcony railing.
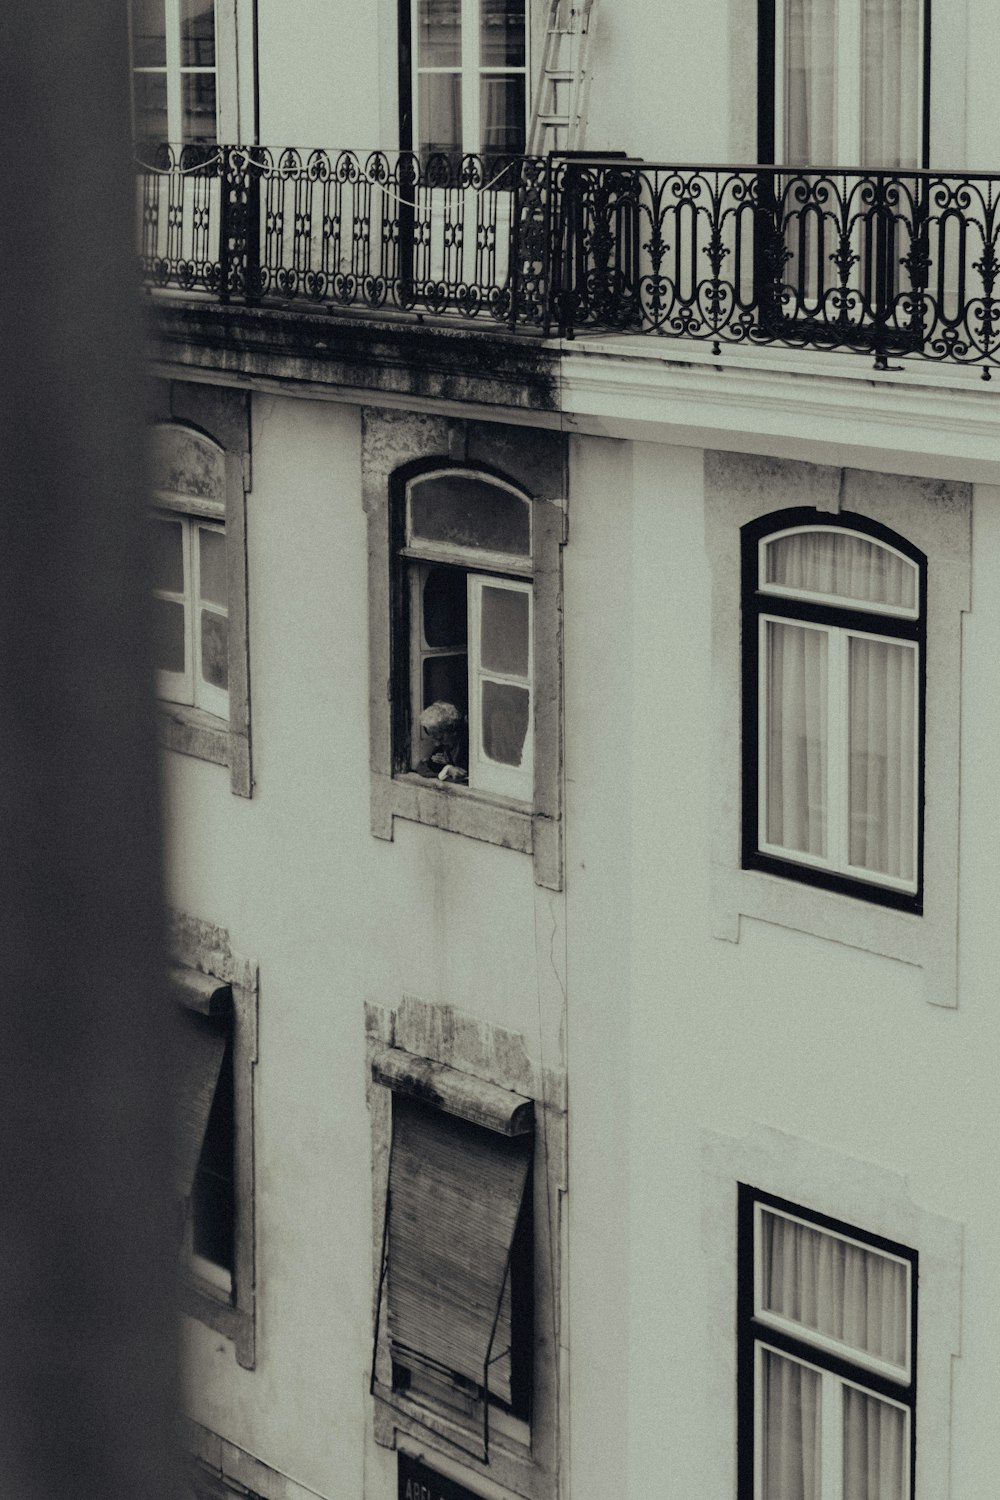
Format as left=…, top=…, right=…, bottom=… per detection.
left=136, top=147, right=1000, bottom=377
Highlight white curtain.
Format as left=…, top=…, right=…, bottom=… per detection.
left=861, top=0, right=921, bottom=170
left=765, top=531, right=916, bottom=612
left=784, top=0, right=836, bottom=167
left=762, top=1211, right=908, bottom=1368
left=843, top=1386, right=907, bottom=1500
left=766, top=622, right=828, bottom=858
left=763, top=1349, right=821, bottom=1500
left=849, top=638, right=916, bottom=881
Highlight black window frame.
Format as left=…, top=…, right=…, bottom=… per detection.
left=741, top=506, right=927, bottom=913
left=737, top=1184, right=918, bottom=1500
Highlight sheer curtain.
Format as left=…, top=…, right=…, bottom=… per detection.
left=763, top=1350, right=821, bottom=1500
left=861, top=0, right=921, bottom=169
left=762, top=532, right=917, bottom=880
left=784, top=0, right=836, bottom=167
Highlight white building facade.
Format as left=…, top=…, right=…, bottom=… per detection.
left=137, top=3, right=1000, bottom=1498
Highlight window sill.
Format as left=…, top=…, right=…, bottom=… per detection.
left=373, top=1380, right=553, bottom=1500
left=371, top=769, right=548, bottom=862
left=157, top=701, right=251, bottom=797
left=180, top=1271, right=254, bottom=1369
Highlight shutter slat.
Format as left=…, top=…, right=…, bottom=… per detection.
left=173, top=1011, right=227, bottom=1198
left=387, top=1098, right=530, bottom=1406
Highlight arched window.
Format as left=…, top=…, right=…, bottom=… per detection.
left=394, top=466, right=534, bottom=802
left=742, top=510, right=925, bottom=907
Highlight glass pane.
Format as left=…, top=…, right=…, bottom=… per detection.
left=764, top=531, right=917, bottom=611
left=481, top=681, right=529, bottom=766
left=422, top=654, right=468, bottom=716
left=133, top=71, right=169, bottom=144
left=761, top=1209, right=909, bottom=1369
left=409, top=475, right=530, bottom=556
left=480, top=585, right=528, bottom=676
left=182, top=72, right=217, bottom=144
left=201, top=610, right=229, bottom=690
left=151, top=516, right=184, bottom=594
left=783, top=0, right=836, bottom=166
left=861, top=0, right=921, bottom=170
left=180, top=0, right=216, bottom=66
left=152, top=596, right=186, bottom=675
left=422, top=566, right=468, bottom=647
left=198, top=527, right=227, bottom=608
left=480, top=74, right=526, bottom=155
left=131, top=0, right=166, bottom=67
left=416, top=0, right=462, bottom=65
left=417, top=72, right=462, bottom=158
left=761, top=1349, right=821, bottom=1500
left=843, top=1388, right=907, bottom=1500
left=849, top=637, right=916, bottom=883
left=480, top=0, right=525, bottom=66
left=765, top=621, right=828, bottom=858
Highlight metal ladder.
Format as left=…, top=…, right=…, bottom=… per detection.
left=526, top=0, right=596, bottom=155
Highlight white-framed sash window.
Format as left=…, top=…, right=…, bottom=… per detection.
left=130, top=0, right=218, bottom=144
left=151, top=511, right=230, bottom=719
left=412, top=0, right=528, bottom=157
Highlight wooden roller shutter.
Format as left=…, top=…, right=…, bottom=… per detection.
left=387, top=1095, right=531, bottom=1407
left=173, top=1010, right=228, bottom=1199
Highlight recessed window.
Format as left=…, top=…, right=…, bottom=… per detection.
left=742, top=511, right=925, bottom=908
left=130, top=0, right=218, bottom=145
left=399, top=470, right=534, bottom=803
left=151, top=512, right=230, bottom=720
left=739, top=1187, right=916, bottom=1500
left=173, top=978, right=235, bottom=1298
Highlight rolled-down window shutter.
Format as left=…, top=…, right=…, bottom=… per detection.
left=387, top=1096, right=531, bottom=1407
left=173, top=1008, right=229, bottom=1199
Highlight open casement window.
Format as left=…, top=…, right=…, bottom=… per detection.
left=148, top=422, right=252, bottom=795
left=742, top=511, right=925, bottom=910
left=406, top=0, right=528, bottom=159
left=172, top=971, right=235, bottom=1298
left=130, top=0, right=218, bottom=145
left=372, top=1048, right=534, bottom=1460
left=738, top=1186, right=917, bottom=1500
left=399, top=470, right=534, bottom=804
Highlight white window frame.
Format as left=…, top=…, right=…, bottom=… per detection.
left=153, top=510, right=230, bottom=721
left=772, top=0, right=926, bottom=166
left=468, top=573, right=533, bottom=801
left=130, top=0, right=219, bottom=145
left=411, top=0, right=529, bottom=157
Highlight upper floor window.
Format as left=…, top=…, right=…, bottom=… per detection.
left=397, top=469, right=534, bottom=802
left=760, top=0, right=928, bottom=168
left=152, top=511, right=229, bottom=719
left=130, top=0, right=217, bottom=145
left=738, top=1186, right=917, bottom=1500
left=742, top=511, right=925, bottom=909
left=406, top=0, right=528, bottom=158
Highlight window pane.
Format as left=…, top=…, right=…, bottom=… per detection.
left=180, top=0, right=216, bottom=66
left=764, top=531, right=917, bottom=611
left=480, top=0, right=525, bottom=66
left=843, top=1388, right=907, bottom=1500
left=761, top=1209, right=909, bottom=1369
left=131, top=0, right=166, bottom=67
left=198, top=527, right=227, bottom=608
left=861, top=0, right=921, bottom=170
left=422, top=654, right=468, bottom=716
left=152, top=596, right=186, bottom=674
left=783, top=0, right=836, bottom=166
left=182, top=72, right=217, bottom=144
left=151, top=516, right=185, bottom=594
left=409, top=475, right=530, bottom=556
left=480, top=74, right=526, bottom=155
left=133, top=71, right=169, bottom=143
left=191, top=1041, right=234, bottom=1269
left=201, top=610, right=229, bottom=690
left=416, top=0, right=462, bottom=65
left=481, top=681, right=529, bottom=766
left=422, top=566, right=468, bottom=647
left=761, top=1350, right=821, bottom=1500
left=849, top=637, right=916, bottom=883
left=765, top=621, right=828, bottom=858
left=480, top=585, right=528, bottom=676
left=417, top=73, right=462, bottom=157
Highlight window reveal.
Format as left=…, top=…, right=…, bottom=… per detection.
left=173, top=978, right=235, bottom=1295
left=738, top=1187, right=917, bottom=1500
left=400, top=470, right=534, bottom=803
left=151, top=513, right=230, bottom=719
left=742, top=513, right=925, bottom=908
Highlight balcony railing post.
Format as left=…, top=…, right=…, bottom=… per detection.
left=243, top=147, right=263, bottom=306
left=218, top=146, right=232, bottom=304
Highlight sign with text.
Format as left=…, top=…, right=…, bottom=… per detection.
left=397, top=1454, right=487, bottom=1500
